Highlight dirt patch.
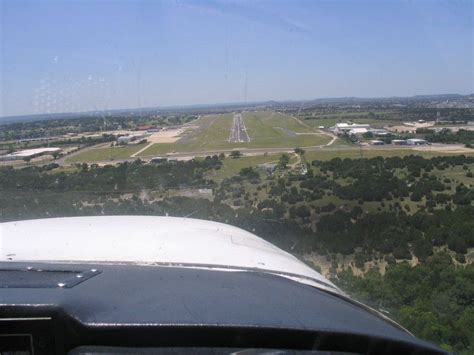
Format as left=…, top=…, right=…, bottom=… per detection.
left=413, top=144, right=474, bottom=154
left=387, top=125, right=417, bottom=133
left=147, top=129, right=186, bottom=143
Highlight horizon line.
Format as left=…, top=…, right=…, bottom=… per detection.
left=1, top=92, right=472, bottom=120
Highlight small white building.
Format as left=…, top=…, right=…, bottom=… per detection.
left=392, top=139, right=407, bottom=145
left=369, top=128, right=390, bottom=137
left=117, top=136, right=132, bottom=145
left=256, top=163, right=277, bottom=173
left=198, top=188, right=213, bottom=194
left=406, top=138, right=429, bottom=146
left=369, top=140, right=385, bottom=145
left=299, top=163, right=308, bottom=175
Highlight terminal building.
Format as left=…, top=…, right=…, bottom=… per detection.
left=348, top=127, right=368, bottom=137
left=331, top=123, right=392, bottom=140
left=331, top=123, right=371, bottom=135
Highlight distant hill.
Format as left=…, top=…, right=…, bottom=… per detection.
left=1, top=93, right=472, bottom=125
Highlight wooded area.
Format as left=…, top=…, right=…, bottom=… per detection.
left=1, top=154, right=473, bottom=352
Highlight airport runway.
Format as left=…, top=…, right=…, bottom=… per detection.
left=228, top=113, right=250, bottom=143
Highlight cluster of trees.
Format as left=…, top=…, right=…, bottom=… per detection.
left=313, top=206, right=474, bottom=258
left=229, top=150, right=242, bottom=158
left=214, top=156, right=473, bottom=259
left=419, top=128, right=474, bottom=147
left=397, top=107, right=474, bottom=122
left=337, top=253, right=474, bottom=354
left=4, top=156, right=470, bottom=259
left=0, top=114, right=197, bottom=141
left=311, top=155, right=473, bottom=204
left=54, top=133, right=117, bottom=146
left=239, top=167, right=260, bottom=181
left=0, top=157, right=220, bottom=197
left=313, top=155, right=473, bottom=177
left=299, top=106, right=474, bottom=124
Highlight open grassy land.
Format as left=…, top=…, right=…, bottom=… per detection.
left=139, top=111, right=331, bottom=157
left=304, top=148, right=474, bottom=162
left=242, top=111, right=329, bottom=147
left=65, top=143, right=148, bottom=163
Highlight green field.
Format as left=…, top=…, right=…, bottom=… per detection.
left=304, top=148, right=474, bottom=162
left=65, top=143, right=148, bottom=163
left=139, top=111, right=330, bottom=157
left=242, top=111, right=329, bottom=147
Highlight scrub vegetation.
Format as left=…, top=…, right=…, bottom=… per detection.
left=1, top=153, right=473, bottom=352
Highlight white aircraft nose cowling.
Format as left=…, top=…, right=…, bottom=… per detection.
left=0, top=216, right=340, bottom=294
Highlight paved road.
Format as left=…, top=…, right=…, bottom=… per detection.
left=228, top=113, right=250, bottom=143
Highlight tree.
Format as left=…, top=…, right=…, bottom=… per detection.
left=294, top=147, right=305, bottom=155
left=412, top=238, right=433, bottom=262
left=447, top=235, right=467, bottom=254
left=354, top=252, right=366, bottom=269
left=278, top=153, right=290, bottom=168
left=295, top=205, right=311, bottom=219
left=393, top=245, right=411, bottom=260
left=230, top=150, right=241, bottom=159
left=239, top=167, right=259, bottom=180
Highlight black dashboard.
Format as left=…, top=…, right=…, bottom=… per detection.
left=0, top=262, right=445, bottom=354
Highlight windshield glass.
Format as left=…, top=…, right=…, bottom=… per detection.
left=1, top=0, right=473, bottom=353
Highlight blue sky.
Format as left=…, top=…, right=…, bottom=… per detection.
left=0, top=0, right=472, bottom=117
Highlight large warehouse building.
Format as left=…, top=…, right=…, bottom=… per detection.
left=0, top=147, right=62, bottom=161
left=331, top=123, right=371, bottom=135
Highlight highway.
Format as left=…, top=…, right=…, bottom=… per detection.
left=228, top=113, right=250, bottom=143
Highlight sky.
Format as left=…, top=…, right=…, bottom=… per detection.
left=0, top=0, right=472, bottom=117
